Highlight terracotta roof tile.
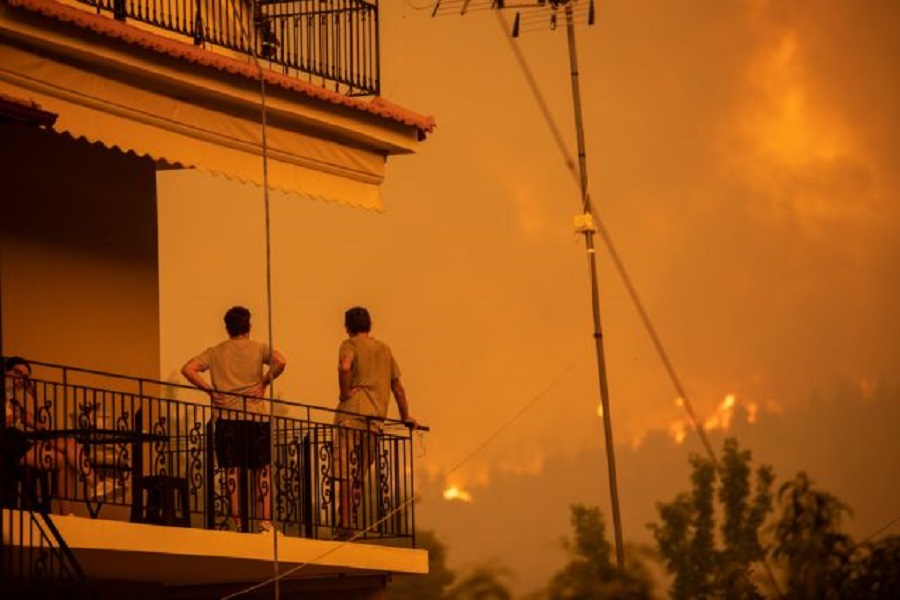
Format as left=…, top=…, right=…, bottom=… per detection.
left=8, top=0, right=436, bottom=136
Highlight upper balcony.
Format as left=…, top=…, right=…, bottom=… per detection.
left=2, top=359, right=427, bottom=597
left=70, top=0, right=380, bottom=96
left=0, top=0, right=432, bottom=210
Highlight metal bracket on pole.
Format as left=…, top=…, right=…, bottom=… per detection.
left=573, top=212, right=596, bottom=234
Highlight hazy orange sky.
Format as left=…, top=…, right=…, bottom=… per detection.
left=160, top=0, right=899, bottom=595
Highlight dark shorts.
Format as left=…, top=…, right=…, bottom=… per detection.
left=214, top=419, right=271, bottom=469
left=0, top=427, right=33, bottom=465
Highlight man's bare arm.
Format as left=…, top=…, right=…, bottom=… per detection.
left=265, top=349, right=287, bottom=385
left=181, top=357, right=213, bottom=394
left=247, top=349, right=288, bottom=397
left=391, top=379, right=416, bottom=426
left=338, top=354, right=353, bottom=401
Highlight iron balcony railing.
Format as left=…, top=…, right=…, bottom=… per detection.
left=1, top=459, right=95, bottom=598
left=75, top=0, right=380, bottom=96
left=2, top=359, right=421, bottom=546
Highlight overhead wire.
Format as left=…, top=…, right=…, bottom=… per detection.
left=855, top=513, right=900, bottom=547
left=217, top=3, right=597, bottom=598
left=492, top=9, right=719, bottom=466
left=489, top=8, right=793, bottom=595
left=223, top=3, right=713, bottom=596
left=221, top=348, right=590, bottom=598
left=220, top=3, right=895, bottom=596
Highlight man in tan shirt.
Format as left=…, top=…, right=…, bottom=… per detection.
left=334, top=306, right=416, bottom=538
left=182, top=306, right=286, bottom=533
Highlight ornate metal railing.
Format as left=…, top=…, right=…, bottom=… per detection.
left=1, top=359, right=420, bottom=545
left=1, top=443, right=95, bottom=597
left=75, top=0, right=380, bottom=96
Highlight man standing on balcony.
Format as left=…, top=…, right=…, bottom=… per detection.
left=334, top=306, right=417, bottom=540
left=181, top=306, right=286, bottom=533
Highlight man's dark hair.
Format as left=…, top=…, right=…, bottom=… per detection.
left=224, top=306, right=251, bottom=337
left=344, top=306, right=371, bottom=335
left=4, top=356, right=31, bottom=375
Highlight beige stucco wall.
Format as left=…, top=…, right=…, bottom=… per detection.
left=0, top=123, right=160, bottom=379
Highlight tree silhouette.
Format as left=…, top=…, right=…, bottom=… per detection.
left=445, top=562, right=513, bottom=600
left=546, top=504, right=653, bottom=599
left=844, top=535, right=900, bottom=598
left=769, top=471, right=853, bottom=598
left=649, top=437, right=774, bottom=599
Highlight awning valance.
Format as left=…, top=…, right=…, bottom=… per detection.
left=0, top=44, right=386, bottom=210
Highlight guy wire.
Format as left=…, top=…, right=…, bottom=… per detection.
left=491, top=9, right=791, bottom=595
left=493, top=9, right=717, bottom=467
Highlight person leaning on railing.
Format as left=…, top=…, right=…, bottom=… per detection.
left=2, top=356, right=117, bottom=515
left=333, top=306, right=418, bottom=540
left=180, top=306, right=287, bottom=533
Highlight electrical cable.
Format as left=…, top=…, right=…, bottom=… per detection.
left=492, top=9, right=718, bottom=466
left=221, top=348, right=590, bottom=598
left=855, top=513, right=900, bottom=547
left=490, top=8, right=793, bottom=595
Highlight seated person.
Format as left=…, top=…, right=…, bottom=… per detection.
left=2, top=356, right=115, bottom=514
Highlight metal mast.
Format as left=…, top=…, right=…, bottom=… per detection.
left=560, top=0, right=625, bottom=574
left=432, top=0, right=625, bottom=574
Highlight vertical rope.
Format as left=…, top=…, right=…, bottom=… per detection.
left=224, top=0, right=279, bottom=595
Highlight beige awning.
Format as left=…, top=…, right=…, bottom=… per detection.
left=0, top=40, right=389, bottom=211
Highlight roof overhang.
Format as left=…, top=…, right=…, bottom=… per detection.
left=0, top=89, right=57, bottom=126
left=0, top=0, right=435, bottom=211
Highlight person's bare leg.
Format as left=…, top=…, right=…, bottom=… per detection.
left=336, top=429, right=372, bottom=535
left=256, top=466, right=271, bottom=521
left=226, top=467, right=241, bottom=530
left=57, top=463, right=75, bottom=514
left=57, top=437, right=102, bottom=496
left=336, top=429, right=354, bottom=531
left=251, top=466, right=273, bottom=532
left=22, top=446, right=74, bottom=513
left=339, top=480, right=352, bottom=529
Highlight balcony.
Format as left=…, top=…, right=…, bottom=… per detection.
left=2, top=359, right=425, bottom=596
left=72, top=0, right=381, bottom=96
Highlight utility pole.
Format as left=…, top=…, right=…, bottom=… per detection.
left=432, top=0, right=625, bottom=574
left=560, top=1, right=625, bottom=574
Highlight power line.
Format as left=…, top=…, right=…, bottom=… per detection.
left=492, top=9, right=719, bottom=467
left=222, top=348, right=590, bottom=598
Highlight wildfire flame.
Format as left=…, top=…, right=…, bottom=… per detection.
left=443, top=485, right=473, bottom=503
left=668, top=420, right=688, bottom=445
left=667, top=393, right=778, bottom=445
left=703, top=394, right=736, bottom=431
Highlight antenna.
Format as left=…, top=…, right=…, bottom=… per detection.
left=429, top=0, right=625, bottom=576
